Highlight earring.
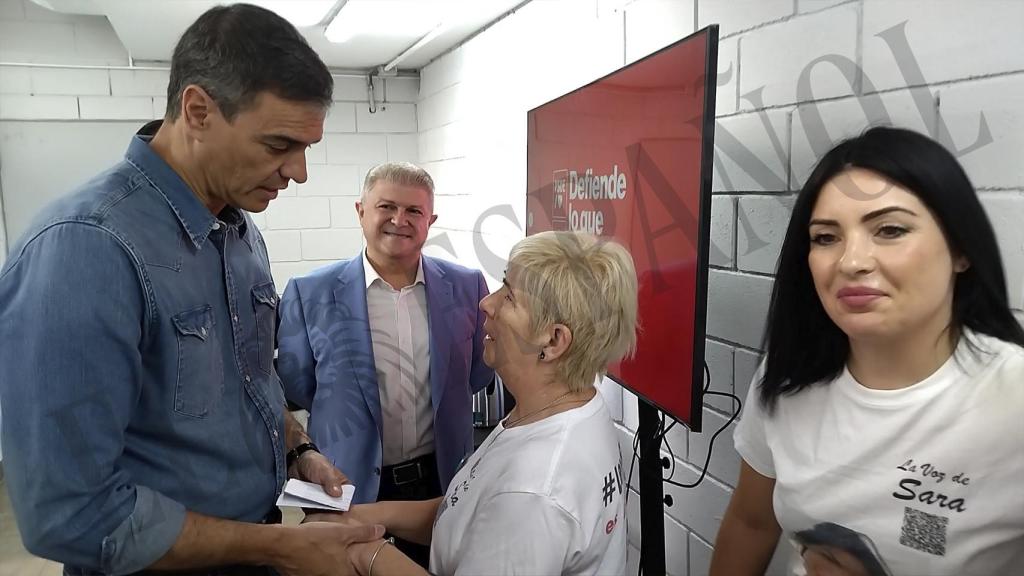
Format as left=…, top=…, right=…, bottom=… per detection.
left=538, top=350, right=546, bottom=360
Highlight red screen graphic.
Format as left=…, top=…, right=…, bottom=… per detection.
left=526, top=28, right=717, bottom=428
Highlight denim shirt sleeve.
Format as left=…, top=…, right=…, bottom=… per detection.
left=0, top=222, right=186, bottom=574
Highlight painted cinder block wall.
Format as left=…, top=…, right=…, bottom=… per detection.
left=2, top=1, right=1022, bottom=572
left=0, top=0, right=421, bottom=288
left=414, top=1, right=1024, bottom=574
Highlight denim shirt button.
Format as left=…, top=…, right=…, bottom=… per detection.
left=244, top=375, right=251, bottom=383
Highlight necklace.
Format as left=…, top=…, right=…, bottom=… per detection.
left=503, top=389, right=576, bottom=428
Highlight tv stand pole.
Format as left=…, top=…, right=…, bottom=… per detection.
left=637, top=398, right=666, bottom=574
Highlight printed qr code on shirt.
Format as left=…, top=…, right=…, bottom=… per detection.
left=899, top=506, right=948, bottom=556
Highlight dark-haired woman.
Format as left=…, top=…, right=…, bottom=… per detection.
left=710, top=127, right=1024, bottom=576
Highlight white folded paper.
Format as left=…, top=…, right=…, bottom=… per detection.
left=275, top=479, right=355, bottom=511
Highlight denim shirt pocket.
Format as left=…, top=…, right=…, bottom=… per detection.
left=171, top=304, right=225, bottom=418
left=251, top=281, right=279, bottom=376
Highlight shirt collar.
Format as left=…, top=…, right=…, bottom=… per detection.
left=125, top=120, right=247, bottom=249
left=362, top=249, right=425, bottom=290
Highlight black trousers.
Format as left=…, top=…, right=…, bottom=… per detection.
left=377, top=452, right=443, bottom=569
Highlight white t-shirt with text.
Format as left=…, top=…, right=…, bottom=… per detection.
left=735, top=332, right=1024, bottom=576
left=430, top=392, right=627, bottom=576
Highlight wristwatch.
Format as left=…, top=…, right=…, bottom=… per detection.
left=286, top=441, right=320, bottom=469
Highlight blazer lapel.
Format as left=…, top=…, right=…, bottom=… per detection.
left=424, top=257, right=454, bottom=412
left=332, top=259, right=382, bottom=436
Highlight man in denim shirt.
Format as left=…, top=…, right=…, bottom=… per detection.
left=0, top=5, right=381, bottom=575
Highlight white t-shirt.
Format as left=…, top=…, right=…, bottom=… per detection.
left=735, top=332, right=1024, bottom=576
left=429, top=392, right=627, bottom=576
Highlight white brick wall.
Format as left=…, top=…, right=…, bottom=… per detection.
left=325, top=102, right=357, bottom=132
left=260, top=230, right=302, bottom=263
left=300, top=164, right=361, bottom=197
left=734, top=347, right=762, bottom=408
left=713, top=110, right=790, bottom=192
left=264, top=198, right=332, bottom=230
left=862, top=0, right=1024, bottom=93
left=31, top=67, right=108, bottom=95
left=79, top=95, right=154, bottom=120
left=739, top=6, right=858, bottom=110
left=938, top=75, right=1024, bottom=190
left=715, top=36, right=739, bottom=115
left=0, top=65, right=31, bottom=93
left=625, top=0, right=696, bottom=64
left=0, top=0, right=127, bottom=65
left=789, top=87, right=938, bottom=188
left=417, top=5, right=1024, bottom=570
left=109, top=69, right=169, bottom=97
left=0, top=0, right=420, bottom=292
left=301, top=229, right=364, bottom=261
left=4, top=0, right=1024, bottom=570
left=387, top=134, right=419, bottom=163
left=706, top=270, right=774, bottom=348
left=698, top=0, right=794, bottom=37
left=356, top=102, right=416, bottom=133
left=326, top=133, right=389, bottom=164
left=0, top=94, right=78, bottom=119
left=709, top=195, right=735, bottom=267
left=736, top=195, right=795, bottom=274
left=980, top=192, right=1024, bottom=310
left=704, top=339, right=735, bottom=414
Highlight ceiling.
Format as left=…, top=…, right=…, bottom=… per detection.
left=29, top=0, right=531, bottom=71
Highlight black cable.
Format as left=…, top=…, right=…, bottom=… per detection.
left=662, top=389, right=741, bottom=489
left=626, top=425, right=640, bottom=508
left=663, top=418, right=676, bottom=480
left=659, top=361, right=742, bottom=489
left=628, top=360, right=741, bottom=575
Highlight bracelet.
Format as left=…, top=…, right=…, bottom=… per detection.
left=286, top=441, right=319, bottom=469
left=367, top=538, right=393, bottom=576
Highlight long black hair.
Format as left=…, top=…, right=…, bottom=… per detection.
left=759, top=126, right=1024, bottom=411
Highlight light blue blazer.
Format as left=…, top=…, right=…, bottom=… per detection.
left=276, top=255, right=493, bottom=503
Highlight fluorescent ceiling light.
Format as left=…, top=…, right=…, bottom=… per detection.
left=253, top=0, right=337, bottom=27
left=326, top=0, right=443, bottom=43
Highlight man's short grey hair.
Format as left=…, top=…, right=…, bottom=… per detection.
left=361, top=162, right=435, bottom=200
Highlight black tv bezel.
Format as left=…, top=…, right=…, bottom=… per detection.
left=526, top=25, right=719, bottom=432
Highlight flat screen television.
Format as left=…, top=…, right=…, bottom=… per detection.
left=526, top=26, right=718, bottom=430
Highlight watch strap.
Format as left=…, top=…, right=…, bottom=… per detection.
left=286, top=441, right=319, bottom=469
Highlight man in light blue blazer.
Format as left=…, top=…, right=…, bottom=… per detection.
left=276, top=162, right=492, bottom=565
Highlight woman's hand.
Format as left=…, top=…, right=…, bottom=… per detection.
left=302, top=504, right=378, bottom=527
left=802, top=546, right=872, bottom=576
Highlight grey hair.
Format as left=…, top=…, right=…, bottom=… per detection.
left=361, top=162, right=435, bottom=201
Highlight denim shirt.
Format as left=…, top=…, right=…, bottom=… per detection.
left=0, top=127, right=287, bottom=575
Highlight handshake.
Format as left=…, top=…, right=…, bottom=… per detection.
left=273, top=505, right=392, bottom=576
left=270, top=454, right=409, bottom=576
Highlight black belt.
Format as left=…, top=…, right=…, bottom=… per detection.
left=382, top=453, right=436, bottom=487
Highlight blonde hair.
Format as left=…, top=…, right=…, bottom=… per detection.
left=361, top=162, right=434, bottom=200
left=508, top=231, right=639, bottom=392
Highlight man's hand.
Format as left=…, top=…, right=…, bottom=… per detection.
left=292, top=450, right=349, bottom=497
left=274, top=522, right=384, bottom=576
